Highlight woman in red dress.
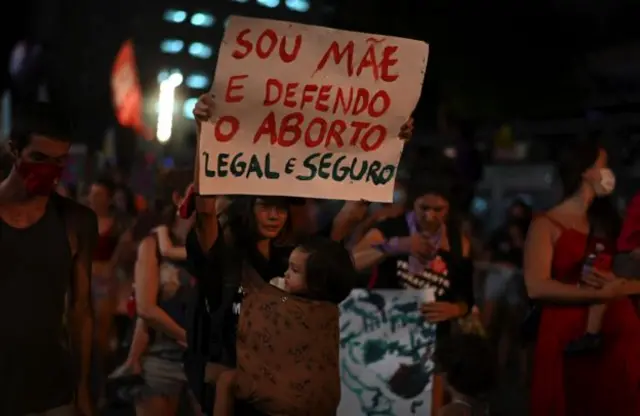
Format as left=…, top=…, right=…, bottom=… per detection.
left=525, top=141, right=640, bottom=416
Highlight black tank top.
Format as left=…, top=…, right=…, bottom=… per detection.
left=0, top=200, right=74, bottom=415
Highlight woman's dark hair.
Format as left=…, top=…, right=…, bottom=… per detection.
left=557, top=139, right=621, bottom=240
left=10, top=102, right=73, bottom=151
left=156, top=169, right=194, bottom=227
left=557, top=139, right=601, bottom=198
left=435, top=334, right=497, bottom=399
left=224, top=196, right=293, bottom=248
left=298, top=236, right=357, bottom=304
left=93, top=176, right=116, bottom=196
left=405, top=175, right=455, bottom=209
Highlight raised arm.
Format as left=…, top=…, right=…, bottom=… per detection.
left=330, top=200, right=370, bottom=243
left=134, top=236, right=187, bottom=345
left=190, top=93, right=220, bottom=253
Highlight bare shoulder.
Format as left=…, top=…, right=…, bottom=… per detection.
left=525, top=213, right=560, bottom=246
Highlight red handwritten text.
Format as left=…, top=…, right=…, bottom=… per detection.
left=225, top=75, right=248, bottom=103
left=314, top=39, right=399, bottom=82
left=232, top=28, right=302, bottom=63
left=213, top=116, right=240, bottom=142
left=263, top=79, right=390, bottom=118
left=252, top=111, right=386, bottom=152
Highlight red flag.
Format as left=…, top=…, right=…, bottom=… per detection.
left=111, top=40, right=151, bottom=139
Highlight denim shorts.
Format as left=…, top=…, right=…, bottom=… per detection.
left=137, top=356, right=187, bottom=399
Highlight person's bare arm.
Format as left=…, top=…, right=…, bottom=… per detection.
left=351, top=228, right=388, bottom=271
left=330, top=200, right=369, bottom=242
left=620, top=280, right=640, bottom=295
left=524, top=217, right=608, bottom=302
left=68, top=209, right=97, bottom=415
left=134, top=236, right=186, bottom=344
left=126, top=318, right=150, bottom=364
left=192, top=94, right=220, bottom=253
left=155, top=225, right=187, bottom=260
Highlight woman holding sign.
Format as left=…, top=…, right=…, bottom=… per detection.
left=353, top=170, right=474, bottom=415
left=184, top=94, right=413, bottom=415
left=182, top=94, right=328, bottom=415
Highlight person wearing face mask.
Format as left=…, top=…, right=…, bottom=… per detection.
left=0, top=103, right=97, bottom=416
left=525, top=140, right=640, bottom=416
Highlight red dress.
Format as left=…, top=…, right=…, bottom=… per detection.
left=530, top=219, right=640, bottom=416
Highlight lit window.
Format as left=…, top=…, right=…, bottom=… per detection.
left=183, top=98, right=198, bottom=119
left=160, top=39, right=184, bottom=54
left=188, top=42, right=213, bottom=59
left=191, top=13, right=215, bottom=27
left=257, top=0, right=280, bottom=8
left=186, top=74, right=210, bottom=89
left=285, top=0, right=309, bottom=12
left=163, top=9, right=187, bottom=23
left=157, top=69, right=182, bottom=83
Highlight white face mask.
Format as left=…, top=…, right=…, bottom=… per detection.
left=595, top=168, right=616, bottom=196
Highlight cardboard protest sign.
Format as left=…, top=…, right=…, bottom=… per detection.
left=199, top=16, right=428, bottom=202
left=338, top=289, right=436, bottom=415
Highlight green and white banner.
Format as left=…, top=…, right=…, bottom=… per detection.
left=338, top=289, right=436, bottom=415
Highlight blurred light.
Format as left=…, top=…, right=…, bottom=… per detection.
left=257, top=0, right=280, bottom=8
left=161, top=39, right=184, bottom=54
left=167, top=73, right=183, bottom=87
left=188, top=42, right=213, bottom=59
left=285, top=0, right=309, bottom=12
left=157, top=76, right=183, bottom=142
left=163, top=9, right=187, bottom=23
left=183, top=98, right=198, bottom=119
left=186, top=74, right=209, bottom=89
left=162, top=157, right=175, bottom=169
left=471, top=197, right=488, bottom=216
left=443, top=147, right=457, bottom=158
left=157, top=69, right=182, bottom=83
left=231, top=0, right=249, bottom=3
left=191, top=13, right=215, bottom=27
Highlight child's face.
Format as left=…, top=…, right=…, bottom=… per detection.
left=284, top=247, right=309, bottom=294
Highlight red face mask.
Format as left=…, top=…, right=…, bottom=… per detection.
left=17, top=161, right=64, bottom=196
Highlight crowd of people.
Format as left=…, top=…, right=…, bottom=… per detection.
left=1, top=96, right=640, bottom=416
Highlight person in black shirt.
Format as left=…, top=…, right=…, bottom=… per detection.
left=184, top=192, right=296, bottom=416
left=352, top=175, right=474, bottom=415
left=0, top=103, right=97, bottom=416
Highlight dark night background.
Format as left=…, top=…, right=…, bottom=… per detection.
left=2, top=0, right=640, bottom=149
left=1, top=1, right=639, bottom=414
